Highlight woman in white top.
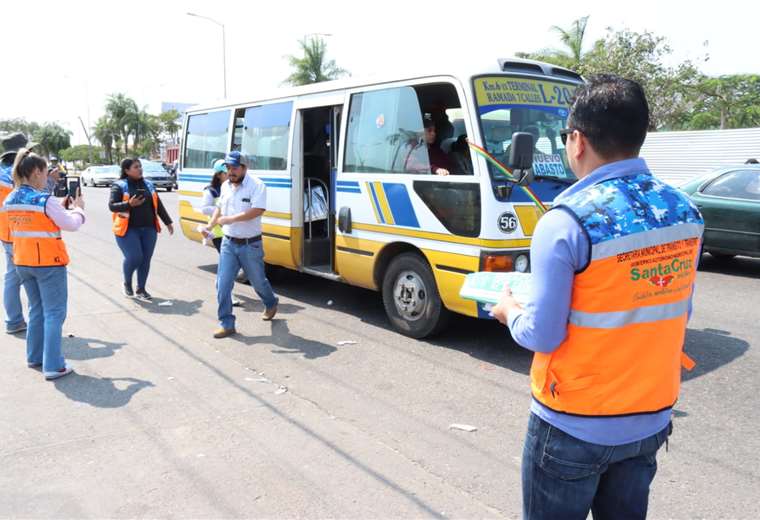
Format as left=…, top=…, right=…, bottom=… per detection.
left=200, top=159, right=228, bottom=252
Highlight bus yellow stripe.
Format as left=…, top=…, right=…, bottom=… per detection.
left=178, top=190, right=203, bottom=197
left=351, top=222, right=531, bottom=249
left=373, top=182, right=395, bottom=225
left=365, top=182, right=383, bottom=223
left=264, top=211, right=292, bottom=220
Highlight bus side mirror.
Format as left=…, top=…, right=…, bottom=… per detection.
left=509, top=132, right=535, bottom=186
left=338, top=206, right=352, bottom=233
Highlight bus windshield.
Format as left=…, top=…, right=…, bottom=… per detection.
left=473, top=76, right=580, bottom=183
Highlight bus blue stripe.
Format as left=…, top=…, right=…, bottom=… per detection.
left=368, top=183, right=385, bottom=224
left=383, top=183, right=420, bottom=228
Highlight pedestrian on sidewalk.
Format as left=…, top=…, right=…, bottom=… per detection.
left=109, top=158, right=174, bottom=302
left=491, top=75, right=704, bottom=520
left=204, top=151, right=278, bottom=338
left=5, top=149, right=86, bottom=380
left=0, top=133, right=35, bottom=334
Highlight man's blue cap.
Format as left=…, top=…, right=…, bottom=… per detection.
left=212, top=159, right=227, bottom=173
left=224, top=150, right=247, bottom=167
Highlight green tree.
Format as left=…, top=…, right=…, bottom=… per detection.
left=32, top=123, right=72, bottom=157
left=517, top=16, right=590, bottom=70
left=60, top=144, right=104, bottom=168
left=579, top=29, right=703, bottom=129
left=105, top=93, right=139, bottom=156
left=687, top=75, right=760, bottom=129
left=284, top=36, right=348, bottom=86
left=159, top=109, right=181, bottom=142
left=0, top=118, right=41, bottom=139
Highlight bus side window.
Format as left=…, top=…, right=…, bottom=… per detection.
left=238, top=101, right=293, bottom=171
left=344, top=86, right=427, bottom=174
left=184, top=110, right=231, bottom=169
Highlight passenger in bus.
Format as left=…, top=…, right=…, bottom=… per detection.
left=403, top=117, right=454, bottom=176
left=449, top=135, right=473, bottom=175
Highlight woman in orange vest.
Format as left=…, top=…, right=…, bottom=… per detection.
left=5, top=149, right=85, bottom=380
left=109, top=158, right=173, bottom=301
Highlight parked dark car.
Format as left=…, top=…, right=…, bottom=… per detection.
left=680, top=165, right=760, bottom=260
left=140, top=159, right=174, bottom=191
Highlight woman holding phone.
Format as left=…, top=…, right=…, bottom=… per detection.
left=6, top=149, right=85, bottom=380
left=109, top=158, right=173, bottom=301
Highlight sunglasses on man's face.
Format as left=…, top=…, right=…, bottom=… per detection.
left=559, top=128, right=576, bottom=146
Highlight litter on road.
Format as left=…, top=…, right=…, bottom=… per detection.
left=449, top=423, right=478, bottom=432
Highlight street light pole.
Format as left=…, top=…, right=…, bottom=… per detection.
left=187, top=12, right=227, bottom=98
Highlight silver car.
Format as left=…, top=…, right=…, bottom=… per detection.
left=82, top=165, right=120, bottom=187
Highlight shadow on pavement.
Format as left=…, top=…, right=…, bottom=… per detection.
left=63, top=336, right=126, bottom=361
left=134, top=298, right=204, bottom=317
left=54, top=375, right=154, bottom=408
left=232, top=319, right=337, bottom=359
left=698, top=254, right=760, bottom=278
left=231, top=294, right=304, bottom=316
left=683, top=327, right=749, bottom=381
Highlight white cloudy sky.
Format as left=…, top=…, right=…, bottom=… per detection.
left=1, top=0, right=756, bottom=145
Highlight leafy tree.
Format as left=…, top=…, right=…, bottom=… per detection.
left=284, top=36, right=348, bottom=86
left=60, top=144, right=104, bottom=167
left=687, top=75, right=760, bottom=129
left=0, top=118, right=41, bottom=138
left=159, top=109, right=181, bottom=142
left=578, top=29, right=703, bottom=130
left=517, top=16, right=590, bottom=70
left=32, top=123, right=72, bottom=157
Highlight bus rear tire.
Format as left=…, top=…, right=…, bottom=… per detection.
left=382, top=253, right=450, bottom=339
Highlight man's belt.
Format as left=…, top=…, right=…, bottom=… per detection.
left=225, top=235, right=261, bottom=245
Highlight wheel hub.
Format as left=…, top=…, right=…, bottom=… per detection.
left=393, top=270, right=427, bottom=321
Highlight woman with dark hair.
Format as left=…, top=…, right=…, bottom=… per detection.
left=6, top=148, right=85, bottom=380
left=109, top=158, right=173, bottom=301
left=200, top=159, right=228, bottom=252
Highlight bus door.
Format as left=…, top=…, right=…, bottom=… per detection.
left=293, top=94, right=345, bottom=276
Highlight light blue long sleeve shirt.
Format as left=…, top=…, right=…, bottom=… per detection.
left=508, top=158, right=677, bottom=446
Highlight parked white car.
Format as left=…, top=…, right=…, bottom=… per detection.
left=81, top=165, right=120, bottom=187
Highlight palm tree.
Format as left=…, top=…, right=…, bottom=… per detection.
left=516, top=16, right=589, bottom=70
left=105, top=93, right=139, bottom=156
left=550, top=16, right=589, bottom=68
left=284, top=36, right=348, bottom=86
left=93, top=115, right=116, bottom=164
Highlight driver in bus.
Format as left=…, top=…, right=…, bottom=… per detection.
left=403, top=116, right=454, bottom=176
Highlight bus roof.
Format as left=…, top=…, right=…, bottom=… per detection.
left=185, top=57, right=583, bottom=115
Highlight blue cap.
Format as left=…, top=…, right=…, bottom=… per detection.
left=212, top=159, right=227, bottom=173
left=224, top=150, right=247, bottom=167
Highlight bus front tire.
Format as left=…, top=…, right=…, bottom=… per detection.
left=382, top=253, right=449, bottom=339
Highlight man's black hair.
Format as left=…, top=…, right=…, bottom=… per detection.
left=567, top=74, right=649, bottom=159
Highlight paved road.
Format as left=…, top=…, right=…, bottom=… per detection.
left=1, top=186, right=758, bottom=519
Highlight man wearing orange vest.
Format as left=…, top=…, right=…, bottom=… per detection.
left=491, top=75, right=704, bottom=520
left=0, top=133, right=35, bottom=334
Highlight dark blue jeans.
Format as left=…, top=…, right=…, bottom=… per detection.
left=522, top=413, right=670, bottom=520
left=114, top=226, right=157, bottom=290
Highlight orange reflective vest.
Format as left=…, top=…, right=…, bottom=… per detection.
left=0, top=164, right=14, bottom=243
left=531, top=173, right=704, bottom=417
left=111, top=179, right=161, bottom=237
left=5, top=185, right=70, bottom=267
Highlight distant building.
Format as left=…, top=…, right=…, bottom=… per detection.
left=640, top=128, right=760, bottom=186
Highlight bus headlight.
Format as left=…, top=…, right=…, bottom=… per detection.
left=515, top=254, right=530, bottom=273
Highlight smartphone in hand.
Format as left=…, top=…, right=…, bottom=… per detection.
left=67, top=177, right=81, bottom=198
left=135, top=188, right=147, bottom=198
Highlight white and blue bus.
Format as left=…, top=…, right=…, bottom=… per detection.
left=178, top=58, right=582, bottom=337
